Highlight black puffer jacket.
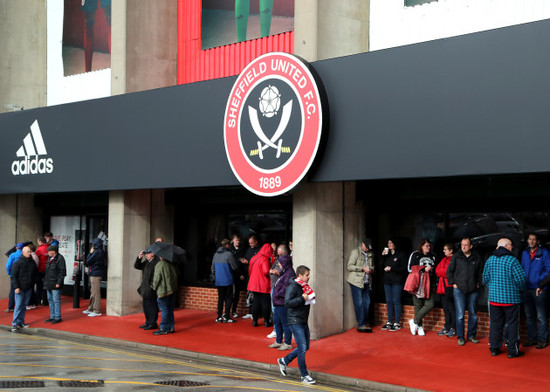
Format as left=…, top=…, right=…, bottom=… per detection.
left=11, top=255, right=37, bottom=290
left=44, top=253, right=67, bottom=290
left=447, top=250, right=484, bottom=293
left=285, top=279, right=310, bottom=325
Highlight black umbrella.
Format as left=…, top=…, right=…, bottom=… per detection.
left=146, top=242, right=187, bottom=264
left=4, top=240, right=33, bottom=257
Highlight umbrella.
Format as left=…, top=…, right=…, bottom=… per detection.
left=4, top=240, right=33, bottom=257
left=146, top=242, right=187, bottom=264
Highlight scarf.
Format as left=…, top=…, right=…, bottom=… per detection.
left=295, top=277, right=316, bottom=305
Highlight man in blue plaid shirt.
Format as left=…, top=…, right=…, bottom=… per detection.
left=483, top=238, right=526, bottom=358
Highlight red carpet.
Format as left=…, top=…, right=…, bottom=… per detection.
left=2, top=297, right=549, bottom=391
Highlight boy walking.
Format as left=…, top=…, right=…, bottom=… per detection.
left=277, top=265, right=316, bottom=385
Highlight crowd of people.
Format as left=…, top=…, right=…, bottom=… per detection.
left=347, top=233, right=550, bottom=359
left=6, top=232, right=107, bottom=332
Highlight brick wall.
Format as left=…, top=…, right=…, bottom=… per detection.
left=374, top=303, right=491, bottom=337
left=178, top=286, right=536, bottom=339
left=178, top=286, right=249, bottom=315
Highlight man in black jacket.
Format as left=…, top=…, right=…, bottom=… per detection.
left=447, top=238, right=484, bottom=346
left=134, top=247, right=160, bottom=330
left=44, top=245, right=67, bottom=324
left=11, top=246, right=37, bottom=332
left=277, top=265, right=316, bottom=385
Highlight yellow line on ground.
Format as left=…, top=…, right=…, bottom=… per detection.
left=1, top=333, right=353, bottom=392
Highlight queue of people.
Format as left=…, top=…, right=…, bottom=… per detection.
left=348, top=232, right=550, bottom=360
left=6, top=232, right=108, bottom=332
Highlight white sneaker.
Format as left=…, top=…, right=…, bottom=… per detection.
left=82, top=310, right=91, bottom=314
left=26, top=305, right=36, bottom=310
left=409, top=319, right=418, bottom=336
left=301, top=375, right=316, bottom=385
left=418, top=326, right=425, bottom=336
left=88, top=312, right=102, bottom=317
left=267, top=330, right=277, bottom=338
left=242, top=314, right=253, bottom=319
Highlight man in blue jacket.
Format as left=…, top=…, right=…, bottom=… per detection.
left=212, top=239, right=239, bottom=323
left=521, top=232, right=550, bottom=349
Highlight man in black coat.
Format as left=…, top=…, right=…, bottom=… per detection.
left=134, top=247, right=160, bottom=330
left=44, top=245, right=66, bottom=324
left=11, top=246, right=37, bottom=332
left=447, top=237, right=484, bottom=346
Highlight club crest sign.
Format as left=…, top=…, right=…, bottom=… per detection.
left=224, top=52, right=323, bottom=197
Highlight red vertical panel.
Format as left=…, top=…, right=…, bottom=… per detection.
left=178, top=0, right=295, bottom=85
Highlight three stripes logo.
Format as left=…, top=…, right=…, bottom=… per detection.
left=11, top=120, right=54, bottom=176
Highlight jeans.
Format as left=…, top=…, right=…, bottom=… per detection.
left=273, top=305, right=292, bottom=345
left=453, top=288, right=478, bottom=339
left=13, top=289, right=32, bottom=327
left=284, top=323, right=310, bottom=377
left=441, top=286, right=456, bottom=331
left=217, top=285, right=233, bottom=318
left=523, top=289, right=548, bottom=342
left=384, top=284, right=403, bottom=324
left=157, top=293, right=175, bottom=331
left=349, top=283, right=370, bottom=327
left=489, top=304, right=520, bottom=356
left=47, top=289, right=62, bottom=320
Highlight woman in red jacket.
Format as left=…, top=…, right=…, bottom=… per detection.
left=435, top=243, right=456, bottom=337
left=248, top=243, right=273, bottom=327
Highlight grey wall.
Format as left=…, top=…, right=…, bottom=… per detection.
left=0, top=0, right=47, bottom=113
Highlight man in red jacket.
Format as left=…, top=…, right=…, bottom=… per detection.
left=34, top=237, right=50, bottom=306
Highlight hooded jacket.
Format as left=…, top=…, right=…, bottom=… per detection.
left=86, top=238, right=107, bottom=278
left=35, top=243, right=49, bottom=273
left=272, top=254, right=295, bottom=306
left=247, top=243, right=272, bottom=294
left=447, top=250, right=484, bottom=293
left=212, top=246, right=238, bottom=286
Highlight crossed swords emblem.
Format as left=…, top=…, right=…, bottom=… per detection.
left=248, top=100, right=293, bottom=160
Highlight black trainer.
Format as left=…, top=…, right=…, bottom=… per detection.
left=381, top=322, right=392, bottom=330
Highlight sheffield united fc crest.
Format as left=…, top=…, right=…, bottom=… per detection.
left=224, top=52, right=323, bottom=197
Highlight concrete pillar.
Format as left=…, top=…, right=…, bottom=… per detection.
left=0, top=194, right=42, bottom=299
left=292, top=182, right=341, bottom=339
left=111, top=0, right=127, bottom=95
left=106, top=189, right=171, bottom=316
left=294, top=0, right=370, bottom=62
left=0, top=195, right=17, bottom=299
left=107, top=190, right=151, bottom=316
left=293, top=181, right=364, bottom=338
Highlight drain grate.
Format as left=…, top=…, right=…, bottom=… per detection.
left=58, top=380, right=105, bottom=388
left=0, top=380, right=45, bottom=388
left=155, top=380, right=210, bottom=387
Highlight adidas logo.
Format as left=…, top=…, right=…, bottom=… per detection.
left=11, top=120, right=54, bottom=176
